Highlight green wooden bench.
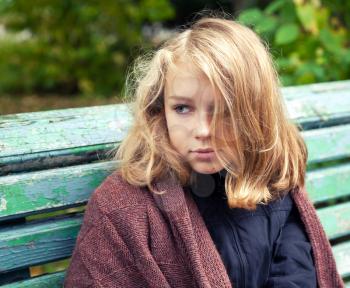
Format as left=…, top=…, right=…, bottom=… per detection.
left=1, top=80, right=350, bottom=287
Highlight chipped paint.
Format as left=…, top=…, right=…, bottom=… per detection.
left=0, top=196, right=7, bottom=211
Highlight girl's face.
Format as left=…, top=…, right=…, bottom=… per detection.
left=164, top=61, right=225, bottom=174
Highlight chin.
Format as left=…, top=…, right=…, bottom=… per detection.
left=191, top=163, right=223, bottom=174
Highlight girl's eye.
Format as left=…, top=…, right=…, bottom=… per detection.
left=173, top=105, right=191, bottom=114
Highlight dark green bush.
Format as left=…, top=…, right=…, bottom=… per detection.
left=0, top=0, right=175, bottom=96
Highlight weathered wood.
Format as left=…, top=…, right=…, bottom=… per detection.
left=0, top=215, right=82, bottom=272
left=333, top=241, right=350, bottom=279
left=0, top=104, right=132, bottom=174
left=0, top=161, right=117, bottom=221
left=316, top=202, right=350, bottom=239
left=306, top=162, right=350, bottom=203
left=282, top=80, right=350, bottom=100
left=1, top=159, right=349, bottom=221
left=303, top=124, right=350, bottom=164
left=283, top=80, right=350, bottom=127
left=1, top=271, right=65, bottom=288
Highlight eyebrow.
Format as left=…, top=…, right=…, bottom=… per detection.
left=168, top=95, right=216, bottom=110
left=168, top=95, right=193, bottom=102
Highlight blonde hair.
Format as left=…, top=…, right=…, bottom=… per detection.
left=113, top=14, right=307, bottom=210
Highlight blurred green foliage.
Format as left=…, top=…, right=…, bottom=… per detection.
left=238, top=0, right=350, bottom=86
left=0, top=0, right=175, bottom=96
left=0, top=0, right=349, bottom=97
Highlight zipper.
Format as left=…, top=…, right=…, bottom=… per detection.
left=223, top=211, right=248, bottom=288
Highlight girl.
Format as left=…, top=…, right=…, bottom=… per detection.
left=64, top=15, right=344, bottom=287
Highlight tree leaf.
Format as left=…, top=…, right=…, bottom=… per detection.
left=295, top=3, right=318, bottom=34
left=319, top=28, right=342, bottom=55
left=256, top=16, right=278, bottom=33
left=265, top=0, right=285, bottom=15
left=275, top=23, right=299, bottom=45
left=237, top=8, right=263, bottom=26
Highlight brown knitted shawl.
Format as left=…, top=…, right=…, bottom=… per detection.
left=64, top=171, right=344, bottom=287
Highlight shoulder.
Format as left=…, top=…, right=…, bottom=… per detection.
left=87, top=170, right=154, bottom=218
left=263, top=192, right=304, bottom=230
left=264, top=192, right=294, bottom=214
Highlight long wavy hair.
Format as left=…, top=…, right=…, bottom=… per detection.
left=113, top=14, right=307, bottom=210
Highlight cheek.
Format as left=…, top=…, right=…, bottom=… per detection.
left=166, top=113, right=191, bottom=137
left=165, top=118, right=190, bottom=150
left=167, top=123, right=188, bottom=143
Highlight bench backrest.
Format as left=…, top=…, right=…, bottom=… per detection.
left=1, top=80, right=350, bottom=287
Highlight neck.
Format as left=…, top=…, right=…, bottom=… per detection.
left=188, top=169, right=227, bottom=198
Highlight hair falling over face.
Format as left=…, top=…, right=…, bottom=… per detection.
left=113, top=13, right=308, bottom=210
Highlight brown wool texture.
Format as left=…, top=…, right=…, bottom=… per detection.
left=64, top=171, right=344, bottom=288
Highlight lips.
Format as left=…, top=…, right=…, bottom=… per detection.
left=193, top=148, right=214, bottom=153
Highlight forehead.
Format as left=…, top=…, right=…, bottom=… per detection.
left=165, top=61, right=216, bottom=103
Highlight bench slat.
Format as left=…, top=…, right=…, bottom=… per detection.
left=1, top=271, right=65, bottom=288
left=0, top=105, right=130, bottom=174
left=0, top=104, right=132, bottom=158
left=1, top=159, right=350, bottom=221
left=0, top=161, right=116, bottom=221
left=317, top=202, right=350, bottom=239
left=286, top=90, right=350, bottom=128
left=282, top=80, right=350, bottom=100
left=303, top=124, right=350, bottom=164
left=0, top=215, right=82, bottom=272
left=306, top=162, right=350, bottom=203
left=333, top=241, right=350, bottom=279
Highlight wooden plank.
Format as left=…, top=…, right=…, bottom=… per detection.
left=0, top=215, right=82, bottom=272
left=285, top=91, right=350, bottom=129
left=0, top=104, right=132, bottom=174
left=282, top=80, right=350, bottom=100
left=333, top=241, right=350, bottom=279
left=317, top=202, right=350, bottom=239
left=1, top=157, right=350, bottom=221
left=0, top=104, right=132, bottom=158
left=0, top=143, right=117, bottom=176
left=306, top=162, right=350, bottom=203
left=1, top=271, right=65, bottom=288
left=303, top=124, right=350, bottom=164
left=0, top=161, right=116, bottom=221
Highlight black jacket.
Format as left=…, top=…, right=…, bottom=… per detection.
left=186, top=170, right=317, bottom=288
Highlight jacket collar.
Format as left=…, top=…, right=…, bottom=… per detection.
left=152, top=175, right=232, bottom=287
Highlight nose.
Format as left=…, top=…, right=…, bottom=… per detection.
left=194, top=111, right=212, bottom=139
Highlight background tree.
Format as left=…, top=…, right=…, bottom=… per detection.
left=0, top=0, right=175, bottom=96
left=237, top=0, right=350, bottom=85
